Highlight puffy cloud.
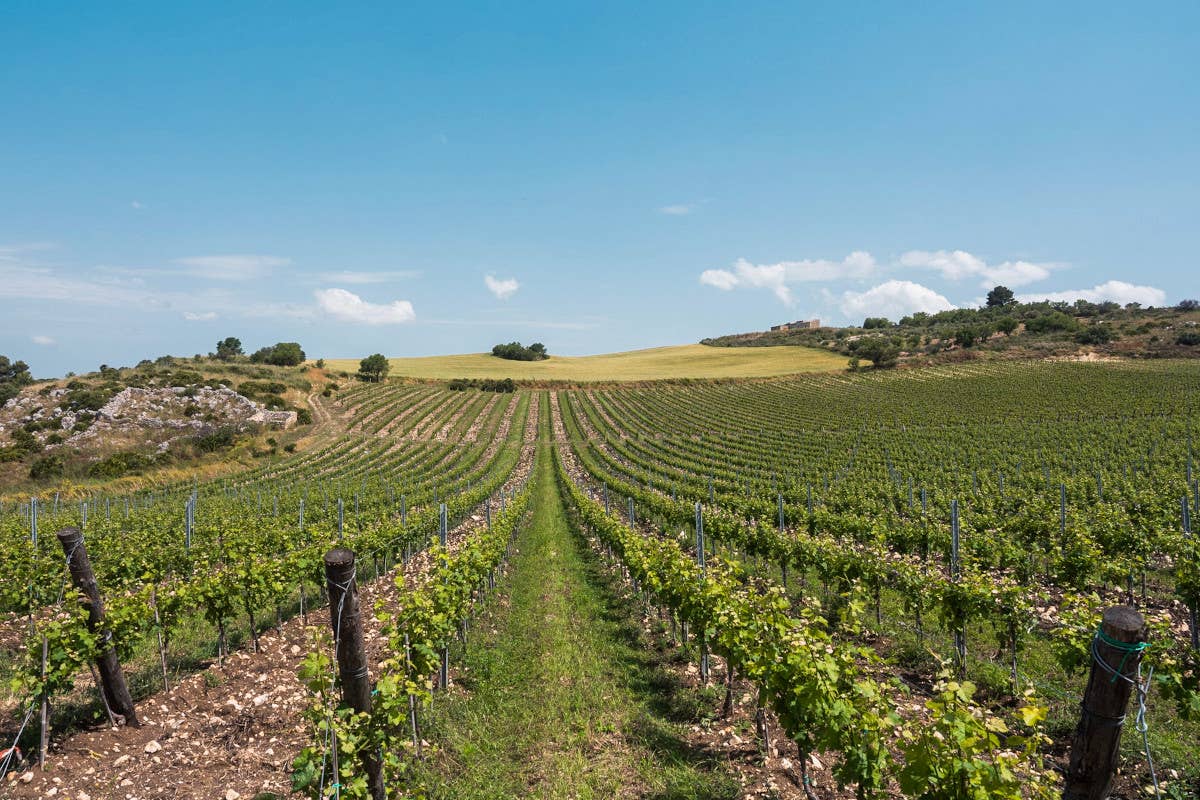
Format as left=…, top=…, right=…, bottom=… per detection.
left=699, top=252, right=878, bottom=305
left=699, top=269, right=739, bottom=291
left=484, top=274, right=520, bottom=300
left=174, top=255, right=290, bottom=280
left=840, top=280, right=955, bottom=321
left=314, top=288, right=416, bottom=324
left=183, top=311, right=217, bottom=321
left=31, top=335, right=56, bottom=346
left=899, top=249, right=1052, bottom=288
left=1017, top=280, right=1167, bottom=307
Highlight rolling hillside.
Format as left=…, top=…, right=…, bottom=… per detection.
left=326, top=343, right=849, bottom=382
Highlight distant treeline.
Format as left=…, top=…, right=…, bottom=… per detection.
left=447, top=377, right=517, bottom=393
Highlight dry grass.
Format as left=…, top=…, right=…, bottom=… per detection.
left=325, top=344, right=849, bottom=383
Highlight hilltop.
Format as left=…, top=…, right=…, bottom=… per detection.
left=0, top=355, right=326, bottom=492
left=702, top=298, right=1200, bottom=367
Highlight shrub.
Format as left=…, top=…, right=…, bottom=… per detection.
left=995, top=317, right=1019, bottom=335
left=284, top=443, right=297, bottom=453
left=62, top=385, right=117, bottom=412
left=29, top=454, right=65, bottom=480
left=1075, top=325, right=1116, bottom=345
left=296, top=408, right=314, bottom=425
left=88, top=451, right=153, bottom=478
left=1177, top=331, right=1200, bottom=346
left=862, top=317, right=891, bottom=329
left=1025, top=312, right=1078, bottom=334
left=239, top=380, right=287, bottom=396
left=850, top=338, right=900, bottom=368
left=447, top=377, right=517, bottom=392
left=192, top=426, right=237, bottom=452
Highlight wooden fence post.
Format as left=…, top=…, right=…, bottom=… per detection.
left=1063, top=606, right=1148, bottom=800
left=56, top=527, right=139, bottom=728
left=324, top=547, right=385, bottom=800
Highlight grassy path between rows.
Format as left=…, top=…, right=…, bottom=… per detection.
left=416, top=410, right=738, bottom=799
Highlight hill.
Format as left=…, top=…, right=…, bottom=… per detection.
left=702, top=299, right=1200, bottom=366
left=326, top=343, right=849, bottom=383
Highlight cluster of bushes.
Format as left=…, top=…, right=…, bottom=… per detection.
left=88, top=451, right=156, bottom=478
left=238, top=380, right=288, bottom=395
left=847, top=338, right=901, bottom=370
left=191, top=426, right=238, bottom=453
left=490, top=341, right=547, bottom=361
left=250, top=341, right=306, bottom=366
left=447, top=377, right=517, bottom=393
left=29, top=454, right=65, bottom=480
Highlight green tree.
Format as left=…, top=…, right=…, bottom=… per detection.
left=986, top=285, right=1016, bottom=307
left=995, top=317, right=1019, bottom=336
left=358, top=353, right=390, bottom=382
left=851, top=338, right=900, bottom=368
left=953, top=327, right=980, bottom=348
left=215, top=337, right=243, bottom=360
left=250, top=342, right=306, bottom=366
left=862, top=317, right=891, bottom=329
left=0, top=355, right=33, bottom=405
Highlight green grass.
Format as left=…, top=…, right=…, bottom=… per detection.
left=326, top=343, right=848, bottom=383
left=415, top=405, right=738, bottom=799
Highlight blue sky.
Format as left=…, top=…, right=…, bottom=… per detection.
left=2, top=2, right=1197, bottom=377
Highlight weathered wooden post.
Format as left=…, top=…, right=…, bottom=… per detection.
left=1063, top=606, right=1148, bottom=800
left=56, top=527, right=139, bottom=727
left=323, top=547, right=385, bottom=800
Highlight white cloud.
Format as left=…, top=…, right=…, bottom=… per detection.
left=484, top=274, right=520, bottom=300
left=31, top=335, right=55, bottom=346
left=1017, top=280, right=1167, bottom=307
left=130, top=201, right=144, bottom=210
left=899, top=249, right=1053, bottom=288
left=840, top=280, right=955, bottom=321
left=0, top=262, right=155, bottom=306
left=315, top=288, right=415, bottom=325
left=183, top=311, right=218, bottom=321
left=316, top=270, right=420, bottom=284
left=699, top=252, right=878, bottom=305
left=699, top=269, right=739, bottom=291
left=659, top=204, right=694, bottom=216
left=174, top=254, right=290, bottom=280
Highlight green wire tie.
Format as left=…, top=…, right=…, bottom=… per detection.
left=1095, top=626, right=1150, bottom=683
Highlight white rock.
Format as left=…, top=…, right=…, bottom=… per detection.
left=143, top=740, right=162, bottom=753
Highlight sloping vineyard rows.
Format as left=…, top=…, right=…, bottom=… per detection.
left=552, top=362, right=1200, bottom=734
left=555, top=364, right=1199, bottom=687
left=550, top=394, right=1058, bottom=799
left=0, top=387, right=536, bottom=732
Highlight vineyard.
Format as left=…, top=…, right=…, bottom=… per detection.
left=1, top=359, right=1198, bottom=799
